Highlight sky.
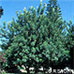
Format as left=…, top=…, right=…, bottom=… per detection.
left=0, top=0, right=74, bottom=51
left=0, top=0, right=74, bottom=24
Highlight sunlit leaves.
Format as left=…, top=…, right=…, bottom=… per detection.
left=0, top=0, right=73, bottom=71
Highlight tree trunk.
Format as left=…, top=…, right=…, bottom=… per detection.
left=34, top=67, right=38, bottom=74
left=25, top=66, right=30, bottom=74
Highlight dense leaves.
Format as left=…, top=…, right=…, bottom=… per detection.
left=0, top=51, right=6, bottom=72
left=0, top=0, right=74, bottom=73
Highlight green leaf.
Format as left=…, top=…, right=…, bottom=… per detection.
left=14, top=54, right=17, bottom=56
left=31, top=41, right=35, bottom=46
left=17, top=58, right=20, bottom=62
left=22, top=59, right=27, bottom=62
left=36, top=57, right=39, bottom=62
left=19, top=52, right=23, bottom=56
left=32, top=47, right=36, bottom=53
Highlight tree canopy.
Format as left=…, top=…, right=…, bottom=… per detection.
left=0, top=0, right=74, bottom=73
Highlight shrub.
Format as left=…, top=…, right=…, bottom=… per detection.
left=0, top=0, right=72, bottom=73
left=0, top=52, right=6, bottom=73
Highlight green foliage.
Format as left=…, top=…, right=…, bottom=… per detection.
left=46, top=0, right=62, bottom=22
left=0, top=0, right=73, bottom=73
left=0, top=52, right=7, bottom=73
left=0, top=71, right=6, bottom=74
left=63, top=20, right=74, bottom=49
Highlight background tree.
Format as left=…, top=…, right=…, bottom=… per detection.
left=46, top=0, right=70, bottom=69
left=65, top=21, right=74, bottom=69
left=46, top=0, right=62, bottom=22
left=46, top=0, right=64, bottom=36
left=0, top=6, right=3, bottom=18
left=69, top=24, right=74, bottom=69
